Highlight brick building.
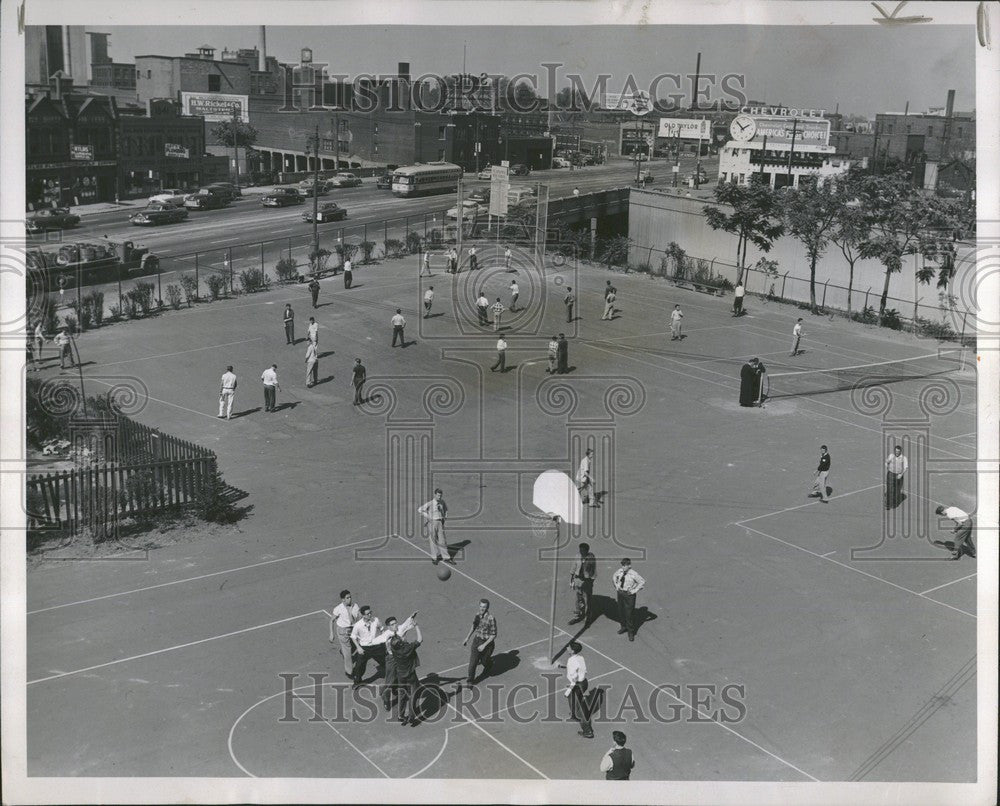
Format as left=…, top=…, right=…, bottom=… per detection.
left=136, top=46, right=252, bottom=105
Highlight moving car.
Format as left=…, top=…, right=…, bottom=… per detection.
left=206, top=182, right=242, bottom=199
left=26, top=207, right=80, bottom=233
left=184, top=189, right=230, bottom=210
left=446, top=201, right=480, bottom=222
left=467, top=189, right=490, bottom=205
left=129, top=203, right=189, bottom=226
left=509, top=163, right=530, bottom=176
left=477, top=166, right=494, bottom=180
left=552, top=156, right=572, bottom=168
left=330, top=172, right=362, bottom=188
left=375, top=174, right=393, bottom=189
left=261, top=187, right=305, bottom=207
left=148, top=188, right=189, bottom=207
left=302, top=202, right=347, bottom=223
left=297, top=184, right=330, bottom=198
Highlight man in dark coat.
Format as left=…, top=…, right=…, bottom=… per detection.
left=739, top=357, right=766, bottom=406
left=556, top=333, right=569, bottom=374
left=390, top=621, right=423, bottom=726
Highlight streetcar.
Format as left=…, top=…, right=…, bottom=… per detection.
left=391, top=162, right=463, bottom=197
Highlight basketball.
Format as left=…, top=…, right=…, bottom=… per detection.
left=436, top=565, right=452, bottom=581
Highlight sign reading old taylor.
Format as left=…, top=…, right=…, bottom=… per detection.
left=180, top=92, right=249, bottom=123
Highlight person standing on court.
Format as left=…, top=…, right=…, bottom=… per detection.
left=350, top=606, right=386, bottom=687
left=343, top=257, right=353, bottom=289
left=566, top=641, right=594, bottom=738
left=602, top=288, right=616, bottom=320
left=885, top=446, right=908, bottom=509
left=418, top=488, right=451, bottom=565
left=379, top=613, right=417, bottom=714
left=600, top=731, right=636, bottom=780
left=564, top=287, right=575, bottom=323
left=810, top=445, right=831, bottom=502
left=283, top=304, right=295, bottom=344
left=468, top=244, right=478, bottom=271
left=738, top=357, right=766, bottom=406
left=573, top=186, right=580, bottom=197
left=733, top=281, right=746, bottom=316
left=491, top=297, right=505, bottom=331
left=934, top=504, right=976, bottom=560
left=547, top=335, right=559, bottom=374
left=329, top=589, right=360, bottom=678
left=307, top=317, right=319, bottom=347
left=351, top=358, right=366, bottom=405
left=612, top=558, right=645, bottom=642
left=390, top=620, right=422, bottom=726
left=260, top=364, right=280, bottom=412
left=670, top=304, right=684, bottom=340
left=569, top=542, right=596, bottom=626
left=556, top=333, right=569, bottom=374
left=790, top=318, right=804, bottom=356
left=218, top=365, right=237, bottom=419
left=34, top=321, right=46, bottom=364
left=490, top=336, right=508, bottom=373
left=462, top=598, right=497, bottom=687
left=476, top=292, right=490, bottom=326
left=604, top=279, right=617, bottom=302
left=391, top=308, right=406, bottom=347
left=423, top=286, right=434, bottom=318
left=504, top=245, right=513, bottom=272
left=509, top=280, right=520, bottom=312
left=55, top=327, right=73, bottom=370
left=577, top=448, right=596, bottom=507
left=420, top=250, right=432, bottom=277
left=305, top=340, right=319, bottom=387
left=308, top=276, right=321, bottom=308
left=448, top=247, right=458, bottom=274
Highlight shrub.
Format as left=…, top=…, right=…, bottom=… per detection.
left=664, top=242, right=687, bottom=279
left=383, top=238, right=404, bottom=259
left=405, top=231, right=422, bottom=254
left=359, top=240, right=377, bottom=264
left=69, top=298, right=93, bottom=331
left=692, top=259, right=712, bottom=285
left=880, top=308, right=903, bottom=331
left=195, top=464, right=246, bottom=524
left=237, top=268, right=270, bottom=294
left=165, top=284, right=183, bottom=310
left=42, top=297, right=60, bottom=336
left=915, top=317, right=957, bottom=341
left=629, top=263, right=652, bottom=274
left=206, top=274, right=228, bottom=300
left=86, top=290, right=104, bottom=327
left=851, top=305, right=878, bottom=325
left=128, top=281, right=156, bottom=315
left=122, top=296, right=138, bottom=319
left=107, top=304, right=121, bottom=322
left=334, top=242, right=359, bottom=265
left=179, top=273, right=199, bottom=305
left=274, top=257, right=298, bottom=284
left=307, top=248, right=331, bottom=274
left=63, top=315, right=78, bottom=335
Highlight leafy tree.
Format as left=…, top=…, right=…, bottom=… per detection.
left=782, top=182, right=841, bottom=313
left=600, top=235, right=630, bottom=268
left=703, top=182, right=785, bottom=285
left=828, top=174, right=872, bottom=315
left=211, top=120, right=258, bottom=149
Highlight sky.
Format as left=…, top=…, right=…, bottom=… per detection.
left=91, top=24, right=975, bottom=118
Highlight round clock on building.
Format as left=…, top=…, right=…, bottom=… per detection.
left=729, top=114, right=757, bottom=142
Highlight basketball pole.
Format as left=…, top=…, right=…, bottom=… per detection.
left=548, top=515, right=561, bottom=663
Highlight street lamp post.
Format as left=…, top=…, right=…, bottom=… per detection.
left=414, top=121, right=422, bottom=163
left=307, top=125, right=321, bottom=264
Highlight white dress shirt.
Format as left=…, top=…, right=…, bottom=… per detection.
left=577, top=454, right=592, bottom=483
left=391, top=313, right=406, bottom=327
left=496, top=338, right=507, bottom=352
left=331, top=602, right=360, bottom=628
left=613, top=567, right=645, bottom=595
left=566, top=654, right=587, bottom=684
left=424, top=289, right=434, bottom=302
left=260, top=367, right=278, bottom=386
left=885, top=453, right=908, bottom=475
left=220, top=371, right=237, bottom=391
left=477, top=295, right=489, bottom=309
left=351, top=617, right=383, bottom=647
left=940, top=506, right=971, bottom=525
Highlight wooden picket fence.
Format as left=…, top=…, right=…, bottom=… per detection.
left=27, top=413, right=218, bottom=538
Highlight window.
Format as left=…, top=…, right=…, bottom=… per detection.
left=147, top=70, right=151, bottom=79
left=437, top=148, right=445, bottom=161
left=136, top=70, right=141, bottom=81
left=926, top=125, right=933, bottom=136
left=438, top=126, right=446, bottom=140
left=208, top=74, right=221, bottom=92
left=886, top=124, right=893, bottom=134
left=373, top=143, right=380, bottom=154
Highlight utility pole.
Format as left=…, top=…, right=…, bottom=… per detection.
left=694, top=117, right=704, bottom=189
left=673, top=127, right=680, bottom=187
left=786, top=118, right=798, bottom=187
left=231, top=105, right=241, bottom=191
left=310, top=124, right=320, bottom=260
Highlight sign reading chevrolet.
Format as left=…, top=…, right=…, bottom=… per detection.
left=180, top=92, right=249, bottom=123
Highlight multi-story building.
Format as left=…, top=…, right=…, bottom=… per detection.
left=86, top=32, right=139, bottom=107
left=25, top=26, right=89, bottom=90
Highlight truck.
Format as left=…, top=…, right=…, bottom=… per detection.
left=26, top=240, right=159, bottom=288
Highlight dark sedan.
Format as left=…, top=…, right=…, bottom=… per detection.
left=510, top=164, right=531, bottom=176
left=262, top=188, right=306, bottom=207
left=375, top=174, right=393, bottom=189
left=302, top=202, right=347, bottom=223
left=27, top=207, right=81, bottom=233
left=129, top=203, right=190, bottom=226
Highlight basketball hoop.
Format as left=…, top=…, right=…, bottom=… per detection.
left=528, top=511, right=558, bottom=539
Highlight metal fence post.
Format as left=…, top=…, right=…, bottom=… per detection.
left=117, top=275, right=123, bottom=316
left=863, top=287, right=870, bottom=311
left=363, top=223, right=368, bottom=259
left=405, top=216, right=409, bottom=245
left=288, top=237, right=292, bottom=261
left=821, top=280, right=828, bottom=308
left=781, top=272, right=788, bottom=300
left=424, top=213, right=428, bottom=240
left=195, top=253, right=199, bottom=298
left=384, top=220, right=388, bottom=251
left=157, top=263, right=162, bottom=307
left=260, top=241, right=265, bottom=272
left=228, top=247, right=234, bottom=295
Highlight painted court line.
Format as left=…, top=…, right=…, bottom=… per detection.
left=27, top=535, right=387, bottom=615
left=733, top=484, right=882, bottom=525
left=920, top=572, right=977, bottom=597
left=94, top=337, right=264, bottom=367
left=735, top=523, right=975, bottom=620
left=393, top=534, right=819, bottom=782
left=86, top=377, right=219, bottom=421
left=27, top=609, right=324, bottom=685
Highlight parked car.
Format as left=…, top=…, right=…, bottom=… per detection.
left=26, top=207, right=80, bottom=233
left=507, top=186, right=537, bottom=205
left=552, top=156, right=571, bottom=168
left=467, top=189, right=490, bottom=205
left=302, top=202, right=348, bottom=223
left=184, top=189, right=230, bottom=210
left=330, top=172, right=362, bottom=188
left=477, top=166, right=494, bottom=180
left=375, top=174, right=393, bottom=189
left=298, top=184, right=330, bottom=198
left=262, top=187, right=306, bottom=207
left=148, top=188, right=189, bottom=207
left=206, top=182, right=242, bottom=199
left=129, top=203, right=189, bottom=226
left=637, top=169, right=654, bottom=185
left=509, top=163, right=531, bottom=176
left=446, top=201, right=481, bottom=222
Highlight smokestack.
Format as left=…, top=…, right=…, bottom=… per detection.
left=691, top=51, right=701, bottom=111
left=258, top=26, right=266, bottom=72
left=945, top=89, right=955, bottom=119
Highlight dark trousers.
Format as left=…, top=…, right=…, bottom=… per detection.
left=353, top=381, right=365, bottom=405
left=617, top=591, right=636, bottom=637
left=574, top=580, right=593, bottom=622
left=885, top=472, right=904, bottom=509
left=467, top=640, right=494, bottom=683
left=352, top=645, right=386, bottom=684
left=395, top=674, right=420, bottom=723
left=284, top=321, right=294, bottom=343
left=344, top=271, right=352, bottom=289
left=60, top=343, right=73, bottom=369
left=733, top=296, right=743, bottom=315
left=263, top=385, right=276, bottom=411
left=310, top=290, right=319, bottom=308
left=477, top=306, right=488, bottom=325
left=510, top=295, right=518, bottom=312
left=570, top=679, right=593, bottom=735
left=566, top=304, right=574, bottom=323
left=470, top=255, right=478, bottom=271
left=491, top=351, right=506, bottom=372
left=392, top=326, right=405, bottom=347
left=953, top=520, right=975, bottom=557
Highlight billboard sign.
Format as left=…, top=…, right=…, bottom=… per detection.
left=69, top=144, right=93, bottom=161
left=657, top=118, right=711, bottom=140
left=750, top=116, right=830, bottom=147
left=603, top=91, right=654, bottom=116
left=164, top=143, right=190, bottom=159
left=489, top=165, right=510, bottom=216
left=180, top=92, right=249, bottom=123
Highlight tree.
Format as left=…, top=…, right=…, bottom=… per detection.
left=828, top=174, right=872, bottom=315
left=703, top=182, right=785, bottom=285
left=599, top=235, right=630, bottom=268
left=782, top=182, right=841, bottom=313
left=211, top=120, right=258, bottom=149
